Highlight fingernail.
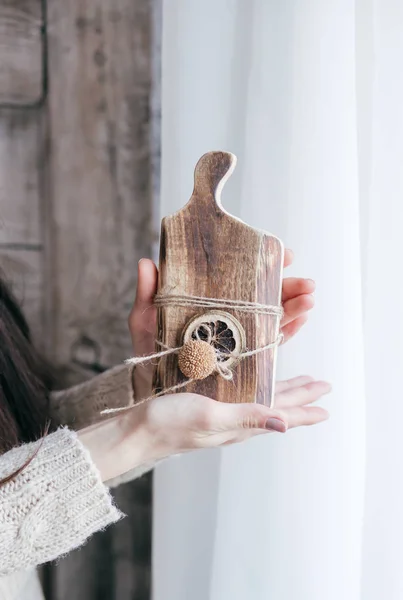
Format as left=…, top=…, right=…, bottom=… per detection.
left=265, top=418, right=287, bottom=433
left=308, top=279, right=316, bottom=294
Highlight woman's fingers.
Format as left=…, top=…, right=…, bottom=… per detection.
left=144, top=388, right=330, bottom=457
left=208, top=380, right=330, bottom=435
left=232, top=404, right=329, bottom=440
left=282, top=277, right=315, bottom=303
left=134, top=259, right=158, bottom=308
left=284, top=248, right=294, bottom=268
left=211, top=400, right=288, bottom=433
left=131, top=256, right=313, bottom=351
left=130, top=254, right=313, bottom=348
left=275, top=375, right=314, bottom=393
left=280, top=278, right=314, bottom=343
left=156, top=378, right=331, bottom=436
left=129, top=258, right=158, bottom=356
left=214, top=381, right=331, bottom=428
left=210, top=403, right=329, bottom=447
left=277, top=405, right=329, bottom=429
left=275, top=380, right=332, bottom=408
left=281, top=314, right=308, bottom=344
left=282, top=294, right=315, bottom=327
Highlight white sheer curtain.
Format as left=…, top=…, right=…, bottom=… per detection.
left=153, top=2, right=402, bottom=598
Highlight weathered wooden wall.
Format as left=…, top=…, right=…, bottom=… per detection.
left=0, top=1, right=161, bottom=598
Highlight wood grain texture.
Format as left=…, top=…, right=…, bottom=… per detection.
left=155, top=151, right=284, bottom=407
left=0, top=109, right=45, bottom=345
left=42, top=1, right=159, bottom=599
left=0, top=0, right=44, bottom=105
left=46, top=0, right=154, bottom=377
left=1, top=1, right=159, bottom=597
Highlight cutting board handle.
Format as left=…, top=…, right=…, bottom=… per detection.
left=192, top=151, right=236, bottom=207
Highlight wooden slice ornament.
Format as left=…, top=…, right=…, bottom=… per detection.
left=153, top=151, right=284, bottom=407
left=181, top=311, right=246, bottom=369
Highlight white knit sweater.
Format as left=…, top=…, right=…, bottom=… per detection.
left=0, top=365, right=156, bottom=600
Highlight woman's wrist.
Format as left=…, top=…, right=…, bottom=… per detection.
left=78, top=410, right=153, bottom=482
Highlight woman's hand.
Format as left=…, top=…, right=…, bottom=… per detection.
left=80, top=254, right=328, bottom=482
left=126, top=375, right=330, bottom=457
left=78, top=251, right=329, bottom=483
left=80, top=374, right=330, bottom=482
left=129, top=253, right=317, bottom=400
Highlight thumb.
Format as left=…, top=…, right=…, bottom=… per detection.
left=134, top=258, right=158, bottom=310
left=129, top=258, right=158, bottom=356
left=216, top=402, right=288, bottom=433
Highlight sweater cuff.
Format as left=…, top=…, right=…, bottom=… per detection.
left=50, top=363, right=135, bottom=430
left=0, top=428, right=123, bottom=577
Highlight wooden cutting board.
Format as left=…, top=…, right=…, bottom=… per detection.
left=154, top=151, right=284, bottom=407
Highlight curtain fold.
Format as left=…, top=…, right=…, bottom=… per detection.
left=153, top=1, right=399, bottom=597
left=361, top=2, right=403, bottom=599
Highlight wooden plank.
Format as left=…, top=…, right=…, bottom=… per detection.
left=0, top=0, right=44, bottom=106
left=0, top=109, right=44, bottom=345
left=45, top=0, right=153, bottom=373
left=0, top=249, right=44, bottom=344
left=44, top=2, right=158, bottom=599
left=0, top=110, right=42, bottom=245
left=155, top=152, right=284, bottom=406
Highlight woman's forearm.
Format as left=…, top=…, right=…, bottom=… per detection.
left=49, top=364, right=136, bottom=430
left=49, top=365, right=159, bottom=488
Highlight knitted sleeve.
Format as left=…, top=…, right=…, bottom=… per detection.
left=49, top=364, right=137, bottom=431
left=0, top=428, right=123, bottom=577
left=49, top=365, right=158, bottom=489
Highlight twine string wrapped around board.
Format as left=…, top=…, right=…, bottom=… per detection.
left=153, top=293, right=284, bottom=317
left=101, top=294, right=283, bottom=415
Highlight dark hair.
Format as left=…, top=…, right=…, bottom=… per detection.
left=0, top=274, right=53, bottom=482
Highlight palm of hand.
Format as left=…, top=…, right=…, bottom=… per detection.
left=128, top=254, right=330, bottom=446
